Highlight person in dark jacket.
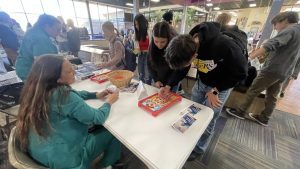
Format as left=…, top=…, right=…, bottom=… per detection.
left=67, top=19, right=80, bottom=57
left=148, top=21, right=189, bottom=97
left=165, top=22, right=248, bottom=160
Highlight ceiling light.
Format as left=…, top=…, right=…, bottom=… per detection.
left=297, top=0, right=300, bottom=4
left=126, top=3, right=134, bottom=6
left=151, top=0, right=160, bottom=2
left=249, top=3, right=256, bottom=7
left=207, top=0, right=211, bottom=1
left=206, top=3, right=213, bottom=7
left=213, top=7, right=220, bottom=10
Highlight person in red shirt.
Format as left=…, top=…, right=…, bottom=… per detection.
left=134, top=14, right=152, bottom=84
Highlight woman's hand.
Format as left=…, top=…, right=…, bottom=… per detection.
left=205, top=91, right=222, bottom=109
left=98, top=63, right=106, bottom=69
left=105, top=92, right=119, bottom=105
left=96, top=90, right=110, bottom=99
left=159, top=85, right=171, bottom=99
left=154, top=81, right=163, bottom=88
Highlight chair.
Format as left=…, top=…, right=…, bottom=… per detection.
left=8, top=126, right=49, bottom=169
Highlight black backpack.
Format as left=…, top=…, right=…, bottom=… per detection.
left=114, top=38, right=137, bottom=72
left=222, top=26, right=258, bottom=87
left=221, top=25, right=249, bottom=60
left=0, top=82, right=23, bottom=109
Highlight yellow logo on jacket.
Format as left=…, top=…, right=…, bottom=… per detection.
left=192, top=59, right=217, bottom=73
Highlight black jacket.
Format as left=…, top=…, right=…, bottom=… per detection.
left=190, top=22, right=248, bottom=91
left=67, top=27, right=81, bottom=52
left=148, top=46, right=190, bottom=88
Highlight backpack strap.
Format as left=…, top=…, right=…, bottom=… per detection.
left=112, top=38, right=126, bottom=67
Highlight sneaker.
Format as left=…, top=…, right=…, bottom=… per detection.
left=280, top=92, right=284, bottom=98
left=112, top=160, right=127, bottom=169
left=248, top=113, right=268, bottom=127
left=226, top=108, right=245, bottom=120
left=177, top=89, right=185, bottom=95
left=187, top=151, right=203, bottom=161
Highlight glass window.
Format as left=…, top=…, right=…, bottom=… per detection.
left=77, top=18, right=90, bottom=32
left=0, top=0, right=23, bottom=13
left=9, top=13, right=28, bottom=31
left=21, top=0, right=43, bottom=14
left=98, top=4, right=108, bottom=21
left=58, top=0, right=76, bottom=22
left=89, top=3, right=99, bottom=20
left=73, top=1, right=88, bottom=19
left=27, top=14, right=39, bottom=25
left=108, top=6, right=116, bottom=21
left=117, top=8, right=124, bottom=19
left=92, top=21, right=101, bottom=34
left=117, top=8, right=124, bottom=32
left=89, top=2, right=100, bottom=35
left=73, top=1, right=91, bottom=34
left=41, top=0, right=60, bottom=17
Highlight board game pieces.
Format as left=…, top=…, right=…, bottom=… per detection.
left=138, top=93, right=182, bottom=116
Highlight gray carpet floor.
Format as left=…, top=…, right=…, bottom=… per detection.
left=1, top=109, right=300, bottom=169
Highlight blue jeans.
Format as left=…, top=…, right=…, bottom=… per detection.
left=191, top=80, right=232, bottom=154
left=138, top=52, right=152, bottom=85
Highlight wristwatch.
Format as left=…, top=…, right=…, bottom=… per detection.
left=211, top=88, right=219, bottom=95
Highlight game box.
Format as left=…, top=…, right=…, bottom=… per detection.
left=138, top=93, right=182, bottom=116
left=90, top=71, right=112, bottom=84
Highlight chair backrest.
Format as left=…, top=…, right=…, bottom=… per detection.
left=8, top=126, right=49, bottom=169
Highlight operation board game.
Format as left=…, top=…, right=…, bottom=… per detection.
left=138, top=93, right=182, bottom=116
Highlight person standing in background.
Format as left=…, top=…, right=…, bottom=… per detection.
left=56, top=16, right=69, bottom=53
left=226, top=12, right=300, bottom=127
left=15, top=14, right=61, bottom=81
left=134, top=14, right=152, bottom=84
left=162, top=11, right=173, bottom=26
left=0, top=11, right=20, bottom=65
left=98, top=21, right=125, bottom=70
left=66, top=19, right=80, bottom=57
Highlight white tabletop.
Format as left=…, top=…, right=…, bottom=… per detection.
left=72, top=79, right=213, bottom=169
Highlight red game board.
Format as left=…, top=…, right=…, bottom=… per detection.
left=138, top=93, right=182, bottom=116
left=90, top=71, right=112, bottom=84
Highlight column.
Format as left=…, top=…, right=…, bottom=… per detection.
left=86, top=0, right=94, bottom=36
left=181, top=5, right=188, bottom=34
left=258, top=0, right=284, bottom=47
left=133, top=0, right=139, bottom=16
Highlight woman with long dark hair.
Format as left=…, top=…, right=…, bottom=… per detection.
left=134, top=14, right=152, bottom=84
left=16, top=55, right=121, bottom=168
left=148, top=21, right=190, bottom=97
